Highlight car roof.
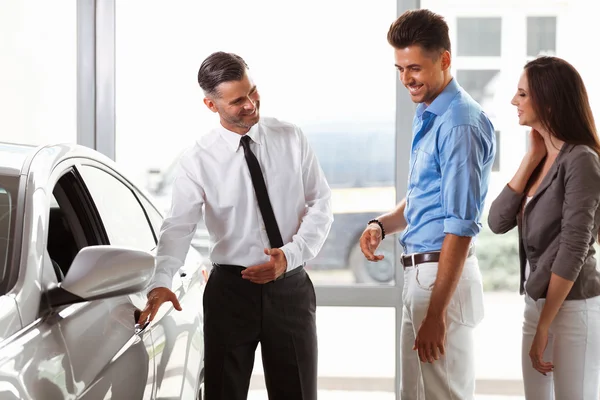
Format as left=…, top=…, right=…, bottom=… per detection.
left=0, top=141, right=119, bottom=176
left=0, top=142, right=39, bottom=177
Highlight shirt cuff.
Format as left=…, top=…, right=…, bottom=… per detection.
left=145, top=271, right=174, bottom=296
left=280, top=243, right=301, bottom=273
left=443, top=217, right=480, bottom=237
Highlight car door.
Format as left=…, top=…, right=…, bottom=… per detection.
left=136, top=194, right=206, bottom=399
left=47, top=166, right=156, bottom=400
left=76, top=161, right=205, bottom=399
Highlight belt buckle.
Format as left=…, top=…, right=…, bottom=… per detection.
left=401, top=253, right=417, bottom=268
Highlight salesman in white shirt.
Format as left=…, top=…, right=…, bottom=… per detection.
left=137, top=51, right=333, bottom=400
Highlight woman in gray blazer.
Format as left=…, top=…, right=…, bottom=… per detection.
left=488, top=56, right=600, bottom=399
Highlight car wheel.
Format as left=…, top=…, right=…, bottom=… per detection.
left=350, top=238, right=395, bottom=284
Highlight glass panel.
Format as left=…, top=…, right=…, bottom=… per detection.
left=115, top=0, right=396, bottom=286
left=0, top=174, right=19, bottom=291
left=0, top=0, right=77, bottom=145
left=0, top=188, right=12, bottom=280
left=78, top=166, right=156, bottom=250
left=457, top=18, right=502, bottom=56
left=250, top=307, right=395, bottom=399
left=527, top=16, right=557, bottom=57
left=492, top=131, right=500, bottom=172
left=456, top=70, right=501, bottom=119
left=137, top=193, right=163, bottom=242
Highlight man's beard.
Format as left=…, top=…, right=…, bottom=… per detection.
left=222, top=102, right=260, bottom=130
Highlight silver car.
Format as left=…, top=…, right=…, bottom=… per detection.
left=0, top=142, right=206, bottom=399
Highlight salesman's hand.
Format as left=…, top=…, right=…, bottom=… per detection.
left=242, top=248, right=288, bottom=284
left=137, top=287, right=182, bottom=325
left=359, top=223, right=385, bottom=262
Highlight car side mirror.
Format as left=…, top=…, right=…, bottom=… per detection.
left=47, top=245, right=155, bottom=308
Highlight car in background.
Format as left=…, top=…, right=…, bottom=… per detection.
left=305, top=129, right=396, bottom=283
left=146, top=128, right=397, bottom=284
left=0, top=142, right=206, bottom=399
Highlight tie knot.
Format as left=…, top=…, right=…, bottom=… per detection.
left=240, top=135, right=252, bottom=149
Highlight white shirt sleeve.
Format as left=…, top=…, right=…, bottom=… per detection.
left=280, top=127, right=334, bottom=271
left=146, top=151, right=205, bottom=293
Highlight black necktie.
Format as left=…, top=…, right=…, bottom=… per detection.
left=240, top=135, right=284, bottom=248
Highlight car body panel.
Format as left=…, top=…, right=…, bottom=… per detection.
left=151, top=247, right=205, bottom=399
left=0, top=316, right=73, bottom=400
left=0, top=296, right=21, bottom=343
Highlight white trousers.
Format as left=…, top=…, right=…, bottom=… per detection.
left=522, top=294, right=600, bottom=400
left=401, top=257, right=484, bottom=400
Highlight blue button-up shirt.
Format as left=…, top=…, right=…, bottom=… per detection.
left=400, top=78, right=496, bottom=254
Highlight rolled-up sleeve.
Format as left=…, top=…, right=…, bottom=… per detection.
left=280, top=128, right=334, bottom=271
left=551, top=151, right=600, bottom=281
left=439, top=125, right=493, bottom=237
left=488, top=184, right=523, bottom=234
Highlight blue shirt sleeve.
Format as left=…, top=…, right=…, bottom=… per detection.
left=438, top=124, right=493, bottom=237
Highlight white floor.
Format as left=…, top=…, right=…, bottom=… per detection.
left=248, top=391, right=524, bottom=399
left=248, top=291, right=527, bottom=397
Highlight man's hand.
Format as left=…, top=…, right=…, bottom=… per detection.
left=241, top=248, right=287, bottom=284
left=359, top=223, right=384, bottom=262
left=414, top=313, right=446, bottom=363
left=137, top=287, right=182, bottom=325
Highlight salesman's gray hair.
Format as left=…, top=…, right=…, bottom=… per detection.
left=197, top=51, right=248, bottom=97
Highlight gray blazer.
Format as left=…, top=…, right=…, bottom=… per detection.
left=488, top=144, right=600, bottom=301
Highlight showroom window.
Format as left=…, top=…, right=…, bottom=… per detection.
left=457, top=17, right=502, bottom=56
left=527, top=16, right=557, bottom=57
left=0, top=1, right=77, bottom=145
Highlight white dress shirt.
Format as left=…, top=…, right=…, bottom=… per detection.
left=148, top=117, right=334, bottom=291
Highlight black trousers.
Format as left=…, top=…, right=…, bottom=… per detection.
left=203, top=265, right=317, bottom=400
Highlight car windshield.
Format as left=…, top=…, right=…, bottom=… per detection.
left=0, top=187, right=11, bottom=277
left=0, top=176, right=18, bottom=288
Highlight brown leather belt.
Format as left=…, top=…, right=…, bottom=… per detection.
left=400, top=247, right=475, bottom=268
left=213, top=263, right=305, bottom=280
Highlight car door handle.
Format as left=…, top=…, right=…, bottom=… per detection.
left=133, top=309, right=150, bottom=335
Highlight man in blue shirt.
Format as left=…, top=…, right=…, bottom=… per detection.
left=359, top=9, right=496, bottom=400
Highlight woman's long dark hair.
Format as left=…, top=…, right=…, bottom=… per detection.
left=525, top=56, right=600, bottom=155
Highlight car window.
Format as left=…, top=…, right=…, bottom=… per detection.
left=47, top=193, right=80, bottom=279
left=78, top=166, right=156, bottom=251
left=137, top=193, right=163, bottom=240
left=45, top=170, right=106, bottom=282
left=305, top=131, right=394, bottom=188
left=0, top=187, right=12, bottom=281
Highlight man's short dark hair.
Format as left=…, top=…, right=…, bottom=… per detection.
left=387, top=9, right=451, bottom=56
left=197, top=52, right=248, bottom=97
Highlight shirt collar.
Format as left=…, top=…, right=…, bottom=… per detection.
left=218, top=121, right=261, bottom=152
left=416, top=78, right=460, bottom=119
